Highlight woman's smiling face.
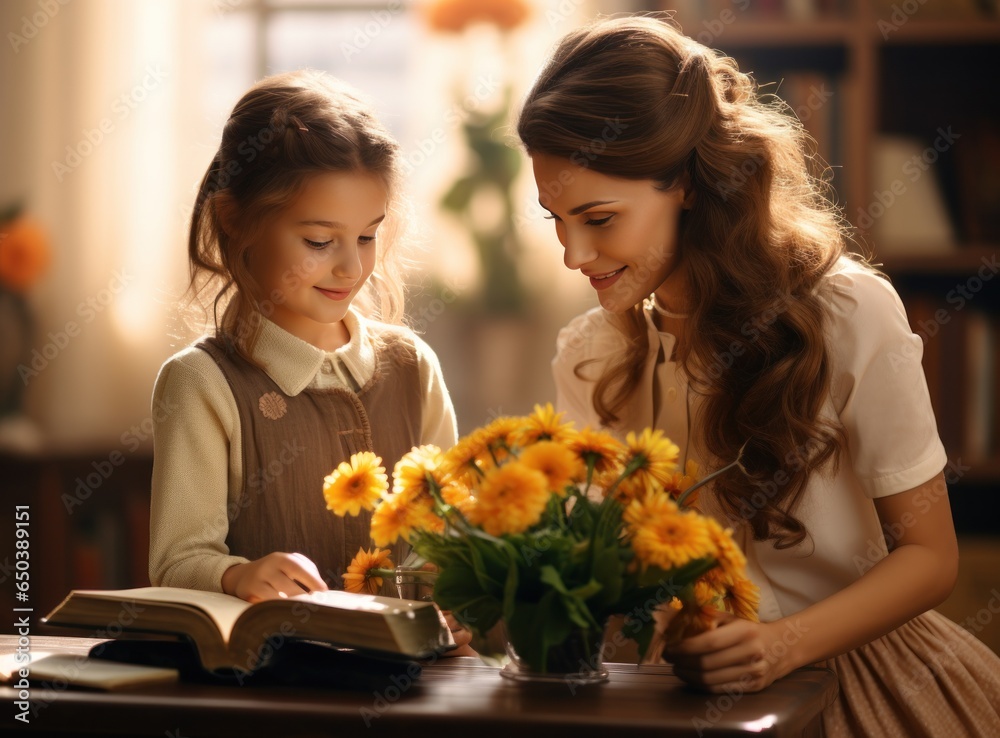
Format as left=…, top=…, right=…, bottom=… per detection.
left=531, top=152, right=688, bottom=313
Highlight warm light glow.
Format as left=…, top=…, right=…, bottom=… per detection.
left=113, top=1, right=176, bottom=342
left=741, top=714, right=778, bottom=732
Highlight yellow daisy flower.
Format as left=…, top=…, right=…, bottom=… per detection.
left=441, top=481, right=475, bottom=517
left=518, top=440, right=584, bottom=494
left=569, top=427, right=624, bottom=478
left=368, top=494, right=438, bottom=547
left=617, top=428, right=680, bottom=496
left=624, top=492, right=716, bottom=570
left=479, top=416, right=523, bottom=451
left=510, top=403, right=576, bottom=447
left=342, top=547, right=394, bottom=595
left=392, top=445, right=444, bottom=500
left=323, top=452, right=388, bottom=516
left=467, top=461, right=550, bottom=536
left=723, top=575, right=761, bottom=623
left=664, top=459, right=701, bottom=504
left=705, top=517, right=747, bottom=578
left=439, top=429, right=490, bottom=485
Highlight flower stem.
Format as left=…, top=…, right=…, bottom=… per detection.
left=675, top=441, right=748, bottom=508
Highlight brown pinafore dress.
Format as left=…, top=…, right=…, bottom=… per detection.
left=197, top=332, right=421, bottom=594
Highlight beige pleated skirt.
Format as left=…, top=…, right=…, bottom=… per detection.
left=818, top=609, right=1000, bottom=737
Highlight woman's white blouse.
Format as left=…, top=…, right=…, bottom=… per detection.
left=552, top=257, right=948, bottom=622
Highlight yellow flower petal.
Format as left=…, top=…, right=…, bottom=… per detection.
left=342, top=546, right=394, bottom=595
left=466, top=461, right=550, bottom=536
left=620, top=428, right=680, bottom=493
left=510, top=403, right=576, bottom=447
left=518, top=440, right=584, bottom=494
left=624, top=492, right=716, bottom=569
left=323, top=452, right=387, bottom=517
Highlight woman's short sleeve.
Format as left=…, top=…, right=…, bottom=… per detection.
left=823, top=265, right=947, bottom=497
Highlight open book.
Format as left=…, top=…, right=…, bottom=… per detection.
left=43, top=586, right=453, bottom=674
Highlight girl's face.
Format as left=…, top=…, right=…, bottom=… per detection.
left=249, top=170, right=387, bottom=350
left=531, top=152, right=688, bottom=313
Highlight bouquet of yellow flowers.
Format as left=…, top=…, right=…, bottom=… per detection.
left=323, top=404, right=758, bottom=676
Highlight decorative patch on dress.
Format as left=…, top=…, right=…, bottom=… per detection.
left=258, top=391, right=287, bottom=420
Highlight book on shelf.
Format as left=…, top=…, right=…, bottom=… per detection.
left=870, top=135, right=957, bottom=257
left=964, top=309, right=995, bottom=462
left=42, top=586, right=454, bottom=675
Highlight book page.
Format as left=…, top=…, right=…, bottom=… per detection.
left=75, top=587, right=252, bottom=642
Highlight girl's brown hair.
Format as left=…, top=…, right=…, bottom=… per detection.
left=518, top=15, right=856, bottom=547
left=188, top=69, right=408, bottom=360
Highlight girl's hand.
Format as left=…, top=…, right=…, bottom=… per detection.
left=663, top=612, right=795, bottom=693
left=439, top=610, right=477, bottom=657
left=222, top=552, right=328, bottom=603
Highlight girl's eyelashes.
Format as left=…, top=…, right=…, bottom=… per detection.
left=541, top=213, right=614, bottom=226
left=304, top=238, right=331, bottom=249
left=358, top=235, right=376, bottom=245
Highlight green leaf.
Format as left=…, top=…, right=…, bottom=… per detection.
left=630, top=617, right=659, bottom=662
left=432, top=560, right=502, bottom=636
left=440, top=175, right=477, bottom=213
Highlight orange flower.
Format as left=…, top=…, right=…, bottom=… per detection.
left=705, top=517, right=747, bottom=579
left=664, top=459, right=701, bottom=504
left=618, top=428, right=679, bottom=496
left=422, top=0, right=531, bottom=33
left=568, top=427, right=623, bottom=480
left=342, top=547, right=394, bottom=595
left=0, top=215, right=51, bottom=293
left=323, top=452, right=388, bottom=516
left=624, top=492, right=716, bottom=570
left=466, top=461, right=549, bottom=536
left=510, top=403, right=576, bottom=447
left=518, top=440, right=584, bottom=494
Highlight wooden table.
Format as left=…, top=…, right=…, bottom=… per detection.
left=0, top=636, right=837, bottom=737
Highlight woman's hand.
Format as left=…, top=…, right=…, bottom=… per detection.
left=439, top=610, right=477, bottom=657
left=222, top=552, right=328, bottom=603
left=663, top=612, right=796, bottom=693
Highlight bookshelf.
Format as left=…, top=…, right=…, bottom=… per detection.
left=659, top=1, right=1000, bottom=501
left=0, top=453, right=153, bottom=633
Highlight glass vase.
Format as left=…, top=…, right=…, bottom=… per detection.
left=394, top=566, right=437, bottom=602
left=500, top=623, right=609, bottom=684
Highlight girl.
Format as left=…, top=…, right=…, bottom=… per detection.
left=517, top=15, right=1000, bottom=737
left=149, top=70, right=459, bottom=607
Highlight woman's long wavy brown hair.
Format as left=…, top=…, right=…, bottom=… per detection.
left=518, top=15, right=859, bottom=547
left=187, top=69, right=409, bottom=361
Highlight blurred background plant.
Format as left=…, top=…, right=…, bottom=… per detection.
left=0, top=203, right=51, bottom=451
left=421, top=0, right=533, bottom=316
